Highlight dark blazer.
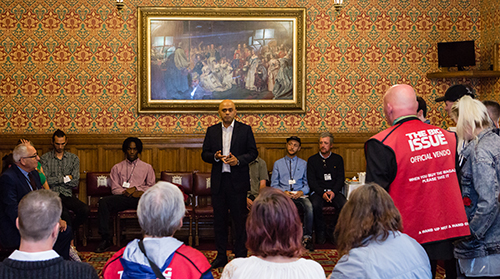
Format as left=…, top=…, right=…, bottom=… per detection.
left=201, top=121, right=258, bottom=194
left=0, top=165, right=42, bottom=248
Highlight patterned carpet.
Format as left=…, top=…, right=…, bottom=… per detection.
left=81, top=249, right=446, bottom=278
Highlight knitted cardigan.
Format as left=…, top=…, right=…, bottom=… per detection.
left=0, top=257, right=99, bottom=279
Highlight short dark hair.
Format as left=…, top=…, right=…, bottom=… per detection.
left=246, top=187, right=305, bottom=258
left=122, top=137, right=143, bottom=154
left=417, top=97, right=427, bottom=118
left=2, top=153, right=14, bottom=174
left=52, top=129, right=66, bottom=142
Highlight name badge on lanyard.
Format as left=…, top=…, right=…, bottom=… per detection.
left=123, top=181, right=131, bottom=188
left=288, top=179, right=296, bottom=185
left=324, top=173, right=332, bottom=181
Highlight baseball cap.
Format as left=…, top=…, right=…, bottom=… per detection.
left=435, top=84, right=474, bottom=102
left=286, top=136, right=301, bottom=145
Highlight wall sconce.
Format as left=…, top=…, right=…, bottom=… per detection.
left=333, top=0, right=344, bottom=12
left=116, top=0, right=124, bottom=11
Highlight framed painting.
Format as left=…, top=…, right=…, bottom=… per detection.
left=137, top=7, right=306, bottom=113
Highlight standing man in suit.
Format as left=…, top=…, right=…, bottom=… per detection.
left=0, top=142, right=72, bottom=260
left=202, top=100, right=258, bottom=268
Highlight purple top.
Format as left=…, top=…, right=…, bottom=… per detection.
left=109, top=158, right=155, bottom=195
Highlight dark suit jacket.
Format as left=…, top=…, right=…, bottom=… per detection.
left=0, top=165, right=42, bottom=248
left=201, top=121, right=258, bottom=194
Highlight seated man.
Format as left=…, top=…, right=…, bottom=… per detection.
left=95, top=137, right=155, bottom=253
left=247, top=156, right=268, bottom=209
left=102, top=182, right=213, bottom=279
left=307, top=132, right=346, bottom=244
left=40, top=129, right=89, bottom=236
left=270, top=136, right=314, bottom=251
left=0, top=190, right=98, bottom=278
left=0, top=142, right=72, bottom=260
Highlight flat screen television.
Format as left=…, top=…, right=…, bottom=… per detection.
left=438, top=41, right=476, bottom=70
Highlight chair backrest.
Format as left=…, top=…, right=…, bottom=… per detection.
left=193, top=172, right=212, bottom=196
left=86, top=172, right=112, bottom=197
left=160, top=171, right=193, bottom=195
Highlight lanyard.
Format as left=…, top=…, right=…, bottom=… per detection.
left=126, top=162, right=137, bottom=183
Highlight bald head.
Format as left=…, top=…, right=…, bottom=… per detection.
left=383, top=84, right=419, bottom=125
left=218, top=99, right=237, bottom=127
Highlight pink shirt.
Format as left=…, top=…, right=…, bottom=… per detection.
left=109, top=158, right=155, bottom=195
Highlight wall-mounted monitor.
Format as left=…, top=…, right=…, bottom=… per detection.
left=438, top=40, right=476, bottom=70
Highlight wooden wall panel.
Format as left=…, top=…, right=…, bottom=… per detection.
left=156, top=148, right=182, bottom=172
left=185, top=148, right=211, bottom=172
left=0, top=134, right=372, bottom=198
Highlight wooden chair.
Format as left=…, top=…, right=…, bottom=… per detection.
left=160, top=171, right=194, bottom=246
left=86, top=172, right=113, bottom=245
left=192, top=172, right=213, bottom=246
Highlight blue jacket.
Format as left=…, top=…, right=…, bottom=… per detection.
left=454, top=128, right=500, bottom=259
left=330, top=232, right=431, bottom=279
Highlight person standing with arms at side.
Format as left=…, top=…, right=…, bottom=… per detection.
left=365, top=84, right=470, bottom=279
left=40, top=129, right=89, bottom=242
left=202, top=100, right=258, bottom=269
left=307, top=132, right=346, bottom=245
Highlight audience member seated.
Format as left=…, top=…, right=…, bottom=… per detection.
left=270, top=136, right=314, bottom=251
left=307, top=132, right=346, bottom=245
left=0, top=190, right=98, bottom=279
left=0, top=142, right=72, bottom=260
left=451, top=96, right=500, bottom=278
left=246, top=156, right=268, bottom=209
left=95, top=137, right=155, bottom=253
left=329, top=183, right=431, bottom=279
left=221, top=187, right=325, bottom=279
left=102, top=182, right=213, bottom=279
left=41, top=129, right=89, bottom=261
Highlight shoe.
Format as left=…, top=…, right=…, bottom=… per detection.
left=211, top=257, right=228, bottom=269
left=95, top=239, right=112, bottom=253
left=69, top=246, right=82, bottom=262
left=303, top=236, right=314, bottom=252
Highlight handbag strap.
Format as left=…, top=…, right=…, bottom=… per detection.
left=138, top=240, right=165, bottom=279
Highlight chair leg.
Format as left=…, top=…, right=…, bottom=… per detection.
left=116, top=217, right=121, bottom=247
left=195, top=217, right=199, bottom=246
left=188, top=216, right=193, bottom=246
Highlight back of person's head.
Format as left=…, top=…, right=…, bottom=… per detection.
left=335, top=183, right=402, bottom=258
left=451, top=96, right=492, bottom=141
left=2, top=153, right=14, bottom=173
left=246, top=187, right=304, bottom=258
left=12, top=143, right=30, bottom=163
left=122, top=137, right=143, bottom=154
left=137, top=182, right=185, bottom=237
left=417, top=96, right=427, bottom=118
left=483, top=100, right=500, bottom=127
left=18, top=190, right=62, bottom=242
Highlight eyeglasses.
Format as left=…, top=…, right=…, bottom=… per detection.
left=21, top=153, right=38, bottom=160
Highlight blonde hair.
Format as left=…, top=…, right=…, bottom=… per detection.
left=451, top=96, right=492, bottom=143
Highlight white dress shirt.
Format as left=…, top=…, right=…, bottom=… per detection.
left=221, top=120, right=235, bottom=173
left=9, top=249, right=60, bottom=261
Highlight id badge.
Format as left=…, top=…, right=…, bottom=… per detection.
left=324, top=173, right=332, bottom=181
left=288, top=179, right=296, bottom=185
left=122, top=181, right=130, bottom=188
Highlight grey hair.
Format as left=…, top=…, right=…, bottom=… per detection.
left=13, top=143, right=30, bottom=162
left=452, top=95, right=492, bottom=143
left=18, top=190, right=62, bottom=241
left=319, top=131, right=334, bottom=144
left=138, top=181, right=185, bottom=237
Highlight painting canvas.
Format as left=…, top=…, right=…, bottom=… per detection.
left=137, top=7, right=306, bottom=113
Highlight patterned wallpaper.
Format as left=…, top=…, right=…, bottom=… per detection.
left=0, top=0, right=498, bottom=135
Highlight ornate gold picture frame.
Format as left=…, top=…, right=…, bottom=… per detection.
left=137, top=7, right=306, bottom=113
